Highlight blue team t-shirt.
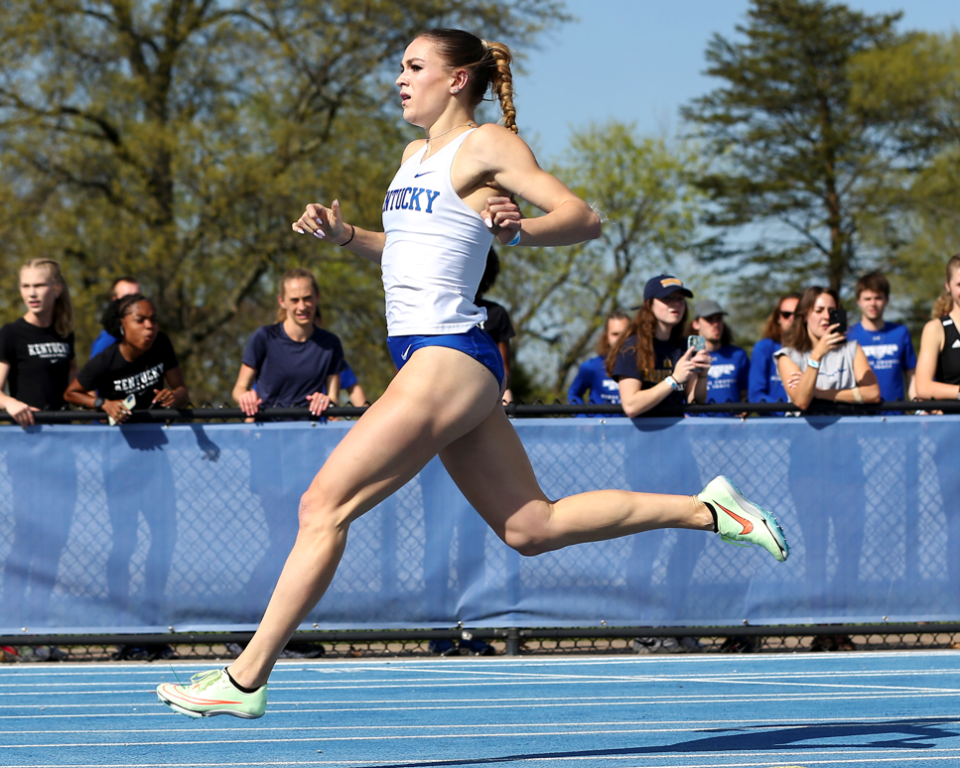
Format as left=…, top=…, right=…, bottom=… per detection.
left=242, top=323, right=345, bottom=408
left=748, top=337, right=788, bottom=403
left=700, top=345, right=750, bottom=417
left=90, top=329, right=118, bottom=359
left=847, top=321, right=916, bottom=402
left=568, top=354, right=624, bottom=417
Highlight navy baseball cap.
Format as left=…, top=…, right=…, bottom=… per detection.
left=641, top=274, right=694, bottom=304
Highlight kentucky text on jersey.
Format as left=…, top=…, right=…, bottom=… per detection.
left=27, top=342, right=71, bottom=358
left=115, top=363, right=165, bottom=394
left=382, top=186, right=440, bottom=213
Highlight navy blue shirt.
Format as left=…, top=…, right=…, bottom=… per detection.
left=568, top=354, right=624, bottom=417
left=611, top=335, right=685, bottom=409
left=242, top=323, right=345, bottom=408
left=847, top=321, right=916, bottom=403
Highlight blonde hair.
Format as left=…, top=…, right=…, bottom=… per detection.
left=20, top=258, right=74, bottom=337
left=420, top=28, right=518, bottom=134
left=275, top=268, right=321, bottom=324
left=932, top=255, right=960, bottom=318
left=932, top=292, right=953, bottom=319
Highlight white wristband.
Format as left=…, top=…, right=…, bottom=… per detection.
left=807, top=358, right=821, bottom=370
left=851, top=386, right=863, bottom=404
left=505, top=230, right=521, bottom=246
left=666, top=375, right=683, bottom=393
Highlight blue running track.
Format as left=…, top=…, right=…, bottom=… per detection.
left=3, top=652, right=960, bottom=767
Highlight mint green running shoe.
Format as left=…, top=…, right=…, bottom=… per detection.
left=157, top=668, right=267, bottom=719
left=698, top=475, right=789, bottom=562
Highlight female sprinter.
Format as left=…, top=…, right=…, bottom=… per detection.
left=158, top=28, right=789, bottom=719
left=0, top=259, right=77, bottom=629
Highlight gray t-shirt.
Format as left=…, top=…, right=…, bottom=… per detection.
left=774, top=339, right=860, bottom=391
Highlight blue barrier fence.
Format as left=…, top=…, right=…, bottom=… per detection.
left=0, top=416, right=957, bottom=635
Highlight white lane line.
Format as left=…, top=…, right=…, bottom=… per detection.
left=9, top=714, right=960, bottom=735
left=3, top=748, right=960, bottom=767
left=9, top=676, right=959, bottom=697
left=5, top=724, right=960, bottom=747
left=4, top=691, right=960, bottom=720
left=6, top=688, right=960, bottom=711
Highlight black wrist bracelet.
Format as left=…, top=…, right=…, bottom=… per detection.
left=339, top=223, right=355, bottom=247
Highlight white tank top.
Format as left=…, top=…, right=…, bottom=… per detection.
left=380, top=129, right=493, bottom=335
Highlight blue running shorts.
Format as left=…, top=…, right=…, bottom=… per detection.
left=387, top=326, right=505, bottom=388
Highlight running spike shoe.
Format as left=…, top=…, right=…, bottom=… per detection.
left=157, top=668, right=267, bottom=719
left=698, top=475, right=789, bottom=562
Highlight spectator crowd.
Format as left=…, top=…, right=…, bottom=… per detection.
left=5, top=255, right=960, bottom=423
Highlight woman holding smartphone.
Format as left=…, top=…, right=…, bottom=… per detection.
left=608, top=274, right=711, bottom=417
left=608, top=274, right=711, bottom=653
left=775, top=286, right=878, bottom=651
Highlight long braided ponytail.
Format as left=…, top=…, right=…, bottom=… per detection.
left=419, top=28, right=519, bottom=133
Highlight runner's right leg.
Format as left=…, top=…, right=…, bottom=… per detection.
left=228, top=347, right=501, bottom=689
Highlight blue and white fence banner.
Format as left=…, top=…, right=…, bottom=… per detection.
left=0, top=415, right=956, bottom=633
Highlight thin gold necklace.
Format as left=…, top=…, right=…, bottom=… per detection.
left=425, top=122, right=476, bottom=143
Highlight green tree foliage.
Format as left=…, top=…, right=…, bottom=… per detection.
left=849, top=32, right=960, bottom=328
left=494, top=121, right=702, bottom=400
left=0, top=0, right=564, bottom=402
left=681, top=0, right=917, bottom=313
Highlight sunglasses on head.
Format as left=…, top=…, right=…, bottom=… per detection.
left=780, top=310, right=794, bottom=319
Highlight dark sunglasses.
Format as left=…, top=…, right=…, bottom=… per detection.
left=779, top=310, right=794, bottom=319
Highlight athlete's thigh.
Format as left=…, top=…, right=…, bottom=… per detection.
left=307, top=345, right=501, bottom=524
left=439, top=405, right=549, bottom=540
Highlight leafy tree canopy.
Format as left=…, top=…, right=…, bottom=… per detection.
left=0, top=0, right=565, bottom=402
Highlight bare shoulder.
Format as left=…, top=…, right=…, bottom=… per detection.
left=920, top=317, right=945, bottom=344
left=401, top=139, right=427, bottom=165
left=463, top=123, right=537, bottom=164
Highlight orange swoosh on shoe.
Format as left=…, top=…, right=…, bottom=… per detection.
left=718, top=503, right=753, bottom=535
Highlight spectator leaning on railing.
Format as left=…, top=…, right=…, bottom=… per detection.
left=775, top=286, right=879, bottom=652
left=915, top=254, right=960, bottom=402
left=914, top=254, right=960, bottom=587
left=568, top=309, right=629, bottom=416
left=608, top=275, right=710, bottom=418
left=64, top=294, right=188, bottom=637
left=748, top=292, right=800, bottom=405
left=774, top=287, right=879, bottom=412
left=65, top=294, right=188, bottom=419
left=0, top=259, right=78, bottom=634
left=232, top=268, right=343, bottom=418
left=848, top=271, right=916, bottom=405
left=688, top=299, right=749, bottom=416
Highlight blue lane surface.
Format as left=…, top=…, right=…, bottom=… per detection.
left=2, top=653, right=960, bottom=767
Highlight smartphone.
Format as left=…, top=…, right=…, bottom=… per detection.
left=108, top=394, right=137, bottom=426
left=828, top=307, right=848, bottom=335
left=687, top=335, right=706, bottom=352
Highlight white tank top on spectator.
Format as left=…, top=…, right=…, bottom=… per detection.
left=380, top=128, right=493, bottom=336
left=775, top=339, right=860, bottom=390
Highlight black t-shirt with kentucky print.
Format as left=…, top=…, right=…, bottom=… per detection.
left=77, top=332, right=179, bottom=410
left=0, top=318, right=75, bottom=410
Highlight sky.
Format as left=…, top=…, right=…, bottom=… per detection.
left=514, top=0, right=960, bottom=161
